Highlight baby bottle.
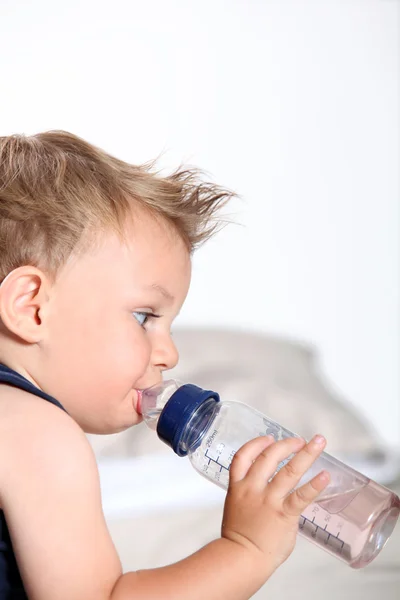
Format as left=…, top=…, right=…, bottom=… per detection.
left=139, top=380, right=400, bottom=569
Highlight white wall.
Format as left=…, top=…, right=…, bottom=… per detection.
left=0, top=1, right=399, bottom=446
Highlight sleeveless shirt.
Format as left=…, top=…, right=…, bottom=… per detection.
left=0, top=364, right=66, bottom=599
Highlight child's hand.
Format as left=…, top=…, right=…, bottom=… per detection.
left=222, top=435, right=329, bottom=575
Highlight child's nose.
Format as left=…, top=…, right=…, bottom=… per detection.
left=153, top=335, right=179, bottom=372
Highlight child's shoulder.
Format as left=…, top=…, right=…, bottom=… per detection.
left=0, top=384, right=122, bottom=598
left=0, top=383, right=94, bottom=502
left=0, top=381, right=80, bottom=437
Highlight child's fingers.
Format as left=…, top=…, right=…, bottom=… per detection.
left=229, top=436, right=276, bottom=484
left=244, top=437, right=307, bottom=490
left=267, top=435, right=327, bottom=497
left=283, top=471, right=331, bottom=516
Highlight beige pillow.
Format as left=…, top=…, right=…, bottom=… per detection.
left=88, top=328, right=383, bottom=461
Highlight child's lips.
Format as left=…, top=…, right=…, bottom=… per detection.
left=135, top=389, right=143, bottom=415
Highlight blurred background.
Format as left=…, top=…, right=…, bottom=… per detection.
left=1, top=1, right=399, bottom=596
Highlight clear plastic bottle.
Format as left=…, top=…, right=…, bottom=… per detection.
left=139, top=380, right=400, bottom=569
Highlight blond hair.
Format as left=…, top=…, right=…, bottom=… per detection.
left=0, top=131, right=233, bottom=282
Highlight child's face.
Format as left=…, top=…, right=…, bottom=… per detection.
left=40, top=211, right=191, bottom=434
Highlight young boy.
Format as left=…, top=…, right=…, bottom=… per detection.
left=0, top=131, right=329, bottom=600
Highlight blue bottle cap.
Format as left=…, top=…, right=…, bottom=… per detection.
left=156, top=384, right=220, bottom=457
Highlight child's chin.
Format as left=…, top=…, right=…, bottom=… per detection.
left=119, top=411, right=144, bottom=431
left=88, top=413, right=143, bottom=435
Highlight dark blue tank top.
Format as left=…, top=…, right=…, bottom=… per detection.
left=0, top=364, right=67, bottom=599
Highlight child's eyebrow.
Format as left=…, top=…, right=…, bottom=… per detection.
left=146, top=284, right=175, bottom=303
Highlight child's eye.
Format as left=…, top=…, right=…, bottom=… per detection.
left=133, top=311, right=160, bottom=327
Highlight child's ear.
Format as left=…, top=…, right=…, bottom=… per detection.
left=0, top=266, right=51, bottom=343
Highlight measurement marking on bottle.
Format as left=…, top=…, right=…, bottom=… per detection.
left=205, top=449, right=230, bottom=472
left=299, top=513, right=345, bottom=554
